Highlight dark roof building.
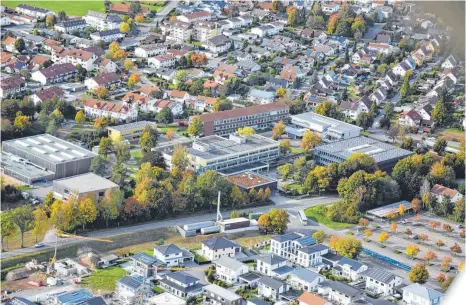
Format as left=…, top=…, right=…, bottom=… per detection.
left=202, top=237, right=238, bottom=250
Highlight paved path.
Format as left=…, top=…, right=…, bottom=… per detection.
left=1, top=194, right=341, bottom=259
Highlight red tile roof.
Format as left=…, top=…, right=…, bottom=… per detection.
left=431, top=184, right=460, bottom=198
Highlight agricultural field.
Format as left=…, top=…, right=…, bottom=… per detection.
left=2, top=1, right=106, bottom=16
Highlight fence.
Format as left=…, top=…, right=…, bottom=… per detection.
left=362, top=248, right=412, bottom=271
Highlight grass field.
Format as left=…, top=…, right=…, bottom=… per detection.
left=440, top=128, right=465, bottom=142
left=81, top=266, right=126, bottom=292
left=304, top=205, right=354, bottom=230
left=3, top=218, right=53, bottom=252
left=290, top=147, right=305, bottom=154
left=2, top=1, right=106, bottom=16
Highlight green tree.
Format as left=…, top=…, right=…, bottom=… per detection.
left=268, top=208, right=289, bottom=234
left=314, top=101, right=342, bottom=119
left=279, top=139, right=291, bottom=155
left=1, top=211, right=17, bottom=251
left=11, top=205, right=34, bottom=248
left=277, top=163, right=293, bottom=180
left=98, top=188, right=123, bottom=227
left=409, top=263, right=429, bottom=283
left=90, top=155, right=108, bottom=176
left=172, top=144, right=189, bottom=170
left=114, top=140, right=130, bottom=164
left=356, top=112, right=373, bottom=131
left=15, top=38, right=25, bottom=53
left=98, top=137, right=113, bottom=158
left=433, top=137, right=447, bottom=155
left=32, top=207, right=48, bottom=242
left=174, top=70, right=190, bottom=89
left=140, top=125, right=160, bottom=153
left=312, top=230, right=326, bottom=243
left=230, top=210, right=239, bottom=219
left=288, top=8, right=297, bottom=26
left=44, top=191, right=54, bottom=208
left=187, top=117, right=204, bottom=137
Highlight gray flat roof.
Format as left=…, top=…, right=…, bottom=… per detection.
left=292, top=112, right=362, bottom=133
left=53, top=173, right=118, bottom=193
left=316, top=136, right=413, bottom=163
left=108, top=121, right=156, bottom=132
left=3, top=134, right=97, bottom=164
left=1, top=152, right=55, bottom=181
left=366, top=200, right=412, bottom=218
left=203, top=284, right=241, bottom=301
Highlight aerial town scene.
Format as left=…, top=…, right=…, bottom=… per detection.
left=0, top=0, right=464, bottom=304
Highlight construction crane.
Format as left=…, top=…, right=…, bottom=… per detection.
left=49, top=228, right=113, bottom=269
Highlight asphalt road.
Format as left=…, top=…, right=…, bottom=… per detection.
left=1, top=194, right=341, bottom=259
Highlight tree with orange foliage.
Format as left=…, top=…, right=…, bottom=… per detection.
left=166, top=128, right=175, bottom=141
left=128, top=73, right=141, bottom=87
left=406, top=244, right=420, bottom=259
left=329, top=235, right=340, bottom=251
left=134, top=14, right=144, bottom=22
left=442, top=224, right=453, bottom=232
left=436, top=239, right=445, bottom=248
left=436, top=273, right=446, bottom=282
left=411, top=198, right=422, bottom=213
left=450, top=243, right=462, bottom=256
left=405, top=228, right=413, bottom=236
left=441, top=256, right=452, bottom=271
left=327, top=13, right=339, bottom=34
left=113, top=49, right=126, bottom=60
left=390, top=222, right=397, bottom=233
left=429, top=221, right=440, bottom=231
left=398, top=203, right=406, bottom=216
left=358, top=218, right=369, bottom=228
left=363, top=229, right=372, bottom=241
left=169, top=16, right=177, bottom=21
left=191, top=53, right=208, bottom=66
left=460, top=228, right=465, bottom=238
left=423, top=250, right=437, bottom=264
left=418, top=233, right=428, bottom=244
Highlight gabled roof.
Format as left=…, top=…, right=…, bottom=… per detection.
left=320, top=280, right=361, bottom=297
left=257, top=255, right=287, bottom=265
left=297, top=292, right=328, bottom=305
left=406, top=110, right=422, bottom=121
left=202, top=237, right=238, bottom=250
left=214, top=256, right=246, bottom=271
left=338, top=257, right=364, bottom=271
left=165, top=271, right=199, bottom=285
left=131, top=252, right=161, bottom=266
left=33, top=86, right=65, bottom=101
left=359, top=96, right=373, bottom=109
left=290, top=268, right=322, bottom=283
left=258, top=275, right=285, bottom=289
left=155, top=244, right=183, bottom=256
left=361, top=268, right=397, bottom=284
left=271, top=232, right=302, bottom=243
left=402, top=283, right=445, bottom=301
left=431, top=184, right=461, bottom=198
left=118, top=275, right=143, bottom=290
left=92, top=72, right=120, bottom=85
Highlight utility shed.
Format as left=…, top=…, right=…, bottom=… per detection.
left=52, top=173, right=119, bottom=200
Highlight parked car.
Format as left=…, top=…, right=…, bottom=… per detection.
left=34, top=242, right=45, bottom=248
left=457, top=224, right=464, bottom=229
left=413, top=235, right=419, bottom=240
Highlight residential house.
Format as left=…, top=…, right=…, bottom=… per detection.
left=255, top=255, right=288, bottom=277
left=191, top=95, right=217, bottom=112
left=270, top=232, right=316, bottom=262
left=84, top=72, right=120, bottom=91
left=362, top=268, right=403, bottom=296
left=203, top=284, right=242, bottom=305
left=402, top=283, right=445, bottom=305
left=29, top=86, right=65, bottom=105
left=140, top=85, right=163, bottom=98
left=83, top=98, right=138, bottom=122
left=109, top=3, right=149, bottom=15
left=442, top=55, right=458, bottom=69
left=83, top=10, right=122, bottom=30
left=392, top=58, right=416, bottom=77
left=177, top=10, right=211, bottom=23
left=322, top=3, right=340, bottom=14
left=153, top=244, right=194, bottom=267
left=249, top=89, right=275, bottom=104
left=313, top=43, right=336, bottom=56
left=297, top=292, right=332, bottom=305
left=214, top=256, right=249, bottom=284
left=135, top=44, right=167, bottom=58
left=31, top=63, right=78, bottom=85
left=213, top=63, right=238, bottom=84
left=203, top=35, right=232, bottom=55
left=116, top=276, right=144, bottom=304
left=257, top=276, right=288, bottom=301
left=153, top=100, right=184, bottom=117
left=1, top=52, right=14, bottom=68
left=376, top=33, right=391, bottom=45
left=430, top=184, right=464, bottom=203
left=237, top=60, right=261, bottom=74
left=370, top=87, right=388, bottom=105
left=90, top=29, right=124, bottom=43
left=170, top=90, right=190, bottom=103
left=99, top=58, right=118, bottom=74
left=16, top=4, right=54, bottom=18
left=367, top=43, right=393, bottom=55
left=385, top=71, right=399, bottom=87
left=296, top=244, right=329, bottom=268
left=160, top=272, right=204, bottom=299
left=319, top=281, right=363, bottom=305
left=201, top=237, right=241, bottom=261
left=399, top=109, right=422, bottom=128
left=280, top=65, right=304, bottom=88
left=53, top=289, right=93, bottom=305
left=55, top=19, right=87, bottom=33
left=193, top=21, right=217, bottom=42
left=288, top=268, right=325, bottom=292
left=377, top=6, right=394, bottom=20
left=333, top=257, right=368, bottom=281
left=0, top=75, right=25, bottom=98
left=251, top=24, right=280, bottom=38
left=130, top=252, right=163, bottom=277
left=148, top=54, right=176, bottom=69
left=2, top=36, right=17, bottom=53
left=339, top=96, right=373, bottom=120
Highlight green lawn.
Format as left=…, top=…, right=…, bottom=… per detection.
left=290, top=147, right=305, bottom=154
left=304, top=205, right=354, bottom=230
left=130, top=150, right=143, bottom=160
left=142, top=3, right=165, bottom=13
left=2, top=1, right=105, bottom=16
left=81, top=266, right=126, bottom=292
left=288, top=183, right=305, bottom=193
left=153, top=285, right=165, bottom=294
left=361, top=131, right=371, bottom=137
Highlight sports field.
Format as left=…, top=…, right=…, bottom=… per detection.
left=2, top=1, right=106, bottom=16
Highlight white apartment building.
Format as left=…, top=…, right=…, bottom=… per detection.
left=214, top=256, right=249, bottom=284
left=256, top=255, right=287, bottom=276
left=296, top=244, right=329, bottom=268
left=83, top=10, right=122, bottom=30
left=161, top=20, right=193, bottom=43
left=270, top=232, right=316, bottom=262
left=90, top=29, right=124, bottom=43
left=53, top=48, right=98, bottom=71
left=251, top=24, right=280, bottom=37
left=55, top=19, right=87, bottom=33
left=31, top=63, right=78, bottom=85
left=333, top=257, right=368, bottom=281
left=153, top=244, right=194, bottom=267
left=148, top=54, right=176, bottom=69
left=257, top=276, right=288, bottom=301
left=288, top=268, right=325, bottom=292
left=134, top=44, right=167, bottom=58
left=322, top=3, right=340, bottom=14
left=201, top=237, right=241, bottom=261
left=15, top=4, right=54, bottom=18
left=193, top=22, right=218, bottom=42
left=177, top=10, right=211, bottom=23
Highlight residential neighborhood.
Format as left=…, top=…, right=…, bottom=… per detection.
left=0, top=1, right=464, bottom=305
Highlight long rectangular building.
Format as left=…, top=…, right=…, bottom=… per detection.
left=315, top=136, right=413, bottom=171
left=156, top=134, right=280, bottom=175
left=194, top=102, right=290, bottom=136
left=2, top=134, right=97, bottom=182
